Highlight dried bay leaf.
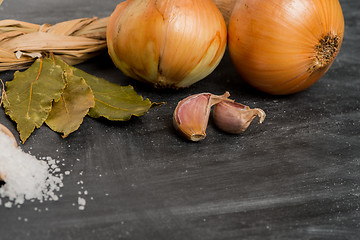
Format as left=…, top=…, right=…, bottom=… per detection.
left=2, top=56, right=161, bottom=143
left=54, top=57, right=157, bottom=121
left=45, top=68, right=95, bottom=138
left=87, top=81, right=154, bottom=121
left=3, top=58, right=65, bottom=143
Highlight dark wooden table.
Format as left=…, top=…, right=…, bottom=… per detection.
left=0, top=0, right=359, bottom=239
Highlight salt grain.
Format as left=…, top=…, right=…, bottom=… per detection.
left=0, top=131, right=63, bottom=207
left=78, top=197, right=86, bottom=210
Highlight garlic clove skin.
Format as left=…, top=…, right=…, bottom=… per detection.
left=107, top=0, right=227, bottom=89
left=0, top=123, right=17, bottom=181
left=213, top=100, right=266, bottom=134
left=0, top=123, right=17, bottom=147
left=173, top=92, right=230, bottom=141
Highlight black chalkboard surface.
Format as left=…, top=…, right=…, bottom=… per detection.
left=0, top=0, right=359, bottom=239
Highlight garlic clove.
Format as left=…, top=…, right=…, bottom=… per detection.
left=0, top=123, right=17, bottom=181
left=173, top=92, right=230, bottom=141
left=0, top=123, right=17, bottom=147
left=213, top=100, right=266, bottom=134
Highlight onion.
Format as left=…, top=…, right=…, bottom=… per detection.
left=107, top=0, right=227, bottom=89
left=215, top=0, right=345, bottom=95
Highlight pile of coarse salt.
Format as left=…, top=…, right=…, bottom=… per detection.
left=0, top=131, right=63, bottom=207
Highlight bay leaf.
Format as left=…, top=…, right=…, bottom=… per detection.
left=45, top=68, right=95, bottom=138
left=86, top=82, right=154, bottom=121
left=54, top=57, right=157, bottom=121
left=3, top=58, right=65, bottom=143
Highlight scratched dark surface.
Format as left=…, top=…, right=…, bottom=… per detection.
left=0, top=0, right=359, bottom=239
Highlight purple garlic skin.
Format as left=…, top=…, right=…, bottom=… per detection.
left=213, top=100, right=266, bottom=134
left=173, top=92, right=230, bottom=141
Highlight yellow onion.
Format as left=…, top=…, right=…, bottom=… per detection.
left=215, top=0, right=345, bottom=95
left=107, top=0, right=227, bottom=89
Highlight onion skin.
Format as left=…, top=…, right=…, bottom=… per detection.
left=107, top=0, right=227, bottom=89
left=212, top=0, right=236, bottom=25
left=228, top=0, right=345, bottom=95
